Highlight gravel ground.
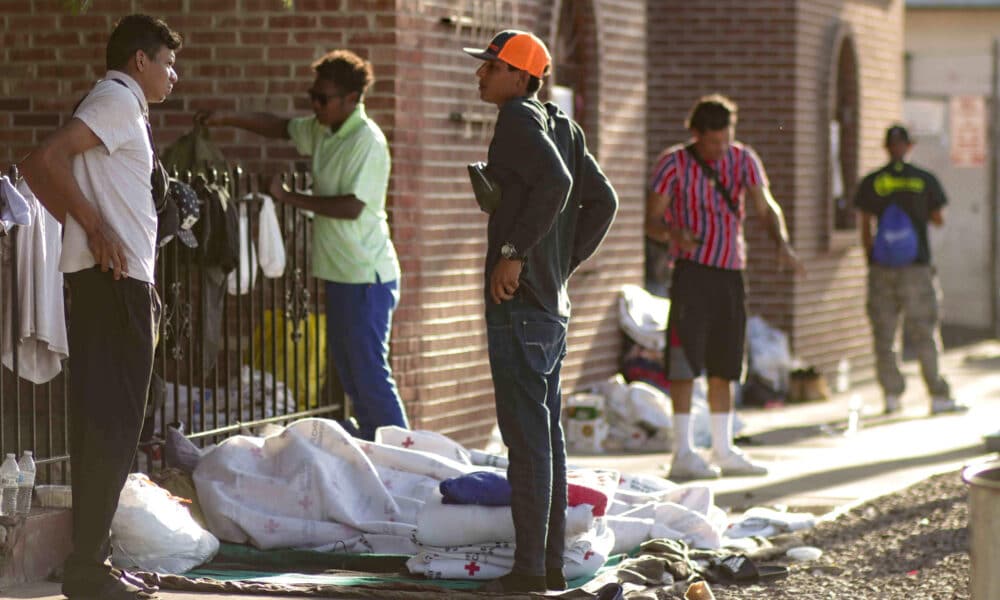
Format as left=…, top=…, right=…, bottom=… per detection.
left=711, top=470, right=971, bottom=600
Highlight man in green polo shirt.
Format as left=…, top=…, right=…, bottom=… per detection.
left=197, top=49, right=407, bottom=440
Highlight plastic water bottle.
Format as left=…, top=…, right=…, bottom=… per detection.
left=836, top=358, right=851, bottom=394
left=0, top=453, right=20, bottom=517
left=845, top=393, right=862, bottom=436
left=16, top=451, right=35, bottom=516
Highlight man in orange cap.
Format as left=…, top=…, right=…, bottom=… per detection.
left=464, top=30, right=618, bottom=593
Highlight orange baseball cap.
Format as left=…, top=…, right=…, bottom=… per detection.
left=463, top=30, right=551, bottom=79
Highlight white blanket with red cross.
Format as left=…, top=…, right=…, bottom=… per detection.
left=192, top=418, right=727, bottom=576
left=405, top=518, right=615, bottom=581
left=193, top=418, right=479, bottom=550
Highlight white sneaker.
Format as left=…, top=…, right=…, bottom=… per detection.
left=931, top=396, right=969, bottom=415
left=713, top=448, right=768, bottom=477
left=669, top=451, right=721, bottom=481
left=884, top=394, right=901, bottom=415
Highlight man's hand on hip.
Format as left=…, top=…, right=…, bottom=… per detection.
left=490, top=258, right=522, bottom=304
left=86, top=217, right=129, bottom=280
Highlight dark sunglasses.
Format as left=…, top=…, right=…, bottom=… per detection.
left=308, top=90, right=341, bottom=106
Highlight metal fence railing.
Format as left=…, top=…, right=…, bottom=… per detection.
left=0, top=165, right=345, bottom=485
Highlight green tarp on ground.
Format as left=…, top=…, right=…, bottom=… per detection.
left=181, top=543, right=625, bottom=591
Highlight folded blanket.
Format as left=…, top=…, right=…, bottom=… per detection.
left=440, top=471, right=510, bottom=506
left=408, top=520, right=615, bottom=580
left=416, top=492, right=595, bottom=547
left=439, top=469, right=615, bottom=516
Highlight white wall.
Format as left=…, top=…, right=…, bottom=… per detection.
left=904, top=8, right=999, bottom=329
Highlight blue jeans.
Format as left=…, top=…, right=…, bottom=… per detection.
left=324, top=278, right=408, bottom=440
left=486, top=296, right=568, bottom=576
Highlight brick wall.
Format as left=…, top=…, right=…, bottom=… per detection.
left=647, top=0, right=902, bottom=383
left=1, top=0, right=399, bottom=171
left=2, top=0, right=645, bottom=447
left=792, top=0, right=904, bottom=381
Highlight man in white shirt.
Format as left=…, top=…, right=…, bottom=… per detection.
left=21, top=14, right=181, bottom=600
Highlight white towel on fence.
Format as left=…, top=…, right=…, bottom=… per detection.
left=0, top=180, right=67, bottom=384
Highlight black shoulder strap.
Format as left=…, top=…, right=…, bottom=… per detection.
left=685, top=143, right=737, bottom=214
left=108, top=79, right=168, bottom=212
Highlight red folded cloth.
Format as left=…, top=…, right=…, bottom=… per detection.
left=567, top=470, right=619, bottom=516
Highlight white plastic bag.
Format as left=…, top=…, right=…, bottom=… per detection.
left=227, top=202, right=258, bottom=295
left=746, top=315, right=792, bottom=391
left=618, top=284, right=670, bottom=351
left=256, top=194, right=286, bottom=278
left=627, top=381, right=672, bottom=429
left=111, top=473, right=219, bottom=573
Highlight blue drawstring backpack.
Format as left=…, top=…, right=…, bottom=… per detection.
left=872, top=203, right=918, bottom=267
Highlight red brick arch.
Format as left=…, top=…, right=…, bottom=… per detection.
left=823, top=20, right=861, bottom=249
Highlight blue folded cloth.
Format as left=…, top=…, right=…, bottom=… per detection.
left=439, top=471, right=511, bottom=506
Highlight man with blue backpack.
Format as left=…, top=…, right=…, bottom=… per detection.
left=855, top=125, right=967, bottom=416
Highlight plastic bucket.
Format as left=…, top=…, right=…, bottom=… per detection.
left=962, top=459, right=1000, bottom=600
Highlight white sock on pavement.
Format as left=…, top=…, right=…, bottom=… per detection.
left=673, top=413, right=693, bottom=456
left=711, top=412, right=735, bottom=457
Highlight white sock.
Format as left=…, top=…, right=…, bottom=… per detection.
left=711, top=412, right=735, bottom=457
left=673, top=413, right=693, bottom=456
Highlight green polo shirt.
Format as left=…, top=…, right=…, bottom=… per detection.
left=287, top=104, right=400, bottom=284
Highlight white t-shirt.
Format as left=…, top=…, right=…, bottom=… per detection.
left=60, top=71, right=158, bottom=283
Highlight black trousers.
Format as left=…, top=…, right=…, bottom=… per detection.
left=665, top=260, right=746, bottom=381
left=62, top=267, right=159, bottom=596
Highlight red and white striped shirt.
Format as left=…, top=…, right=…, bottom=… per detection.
left=649, top=141, right=768, bottom=271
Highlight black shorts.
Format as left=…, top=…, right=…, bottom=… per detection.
left=664, top=260, right=746, bottom=381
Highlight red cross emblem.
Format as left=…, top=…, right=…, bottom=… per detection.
left=464, top=561, right=481, bottom=576
left=401, top=436, right=415, bottom=448
left=299, top=495, right=313, bottom=511
left=250, top=447, right=263, bottom=458
left=265, top=519, right=279, bottom=534
left=584, top=550, right=595, bottom=561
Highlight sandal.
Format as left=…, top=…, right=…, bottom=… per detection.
left=704, top=554, right=788, bottom=585
left=114, top=569, right=160, bottom=594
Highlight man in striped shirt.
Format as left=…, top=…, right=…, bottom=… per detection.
left=646, top=94, right=804, bottom=481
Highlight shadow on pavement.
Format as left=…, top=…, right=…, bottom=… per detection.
left=715, top=443, right=985, bottom=510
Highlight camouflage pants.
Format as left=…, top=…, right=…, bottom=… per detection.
left=866, top=264, right=950, bottom=398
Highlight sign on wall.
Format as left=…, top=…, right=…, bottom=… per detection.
left=949, top=95, right=986, bottom=168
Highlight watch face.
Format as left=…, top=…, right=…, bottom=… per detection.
left=501, top=243, right=516, bottom=259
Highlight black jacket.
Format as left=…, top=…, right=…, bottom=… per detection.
left=485, top=97, right=618, bottom=317
left=854, top=160, right=947, bottom=265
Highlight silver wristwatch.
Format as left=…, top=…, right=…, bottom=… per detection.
left=500, top=242, right=519, bottom=260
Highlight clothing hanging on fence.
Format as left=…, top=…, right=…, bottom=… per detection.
left=194, top=178, right=239, bottom=274
left=182, top=178, right=238, bottom=373
left=0, top=175, right=32, bottom=235
left=0, top=179, right=68, bottom=384
left=253, top=193, right=286, bottom=279
left=226, top=202, right=258, bottom=296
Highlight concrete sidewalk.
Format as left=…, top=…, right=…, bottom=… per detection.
left=5, top=340, right=999, bottom=600
left=573, top=337, right=1000, bottom=514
